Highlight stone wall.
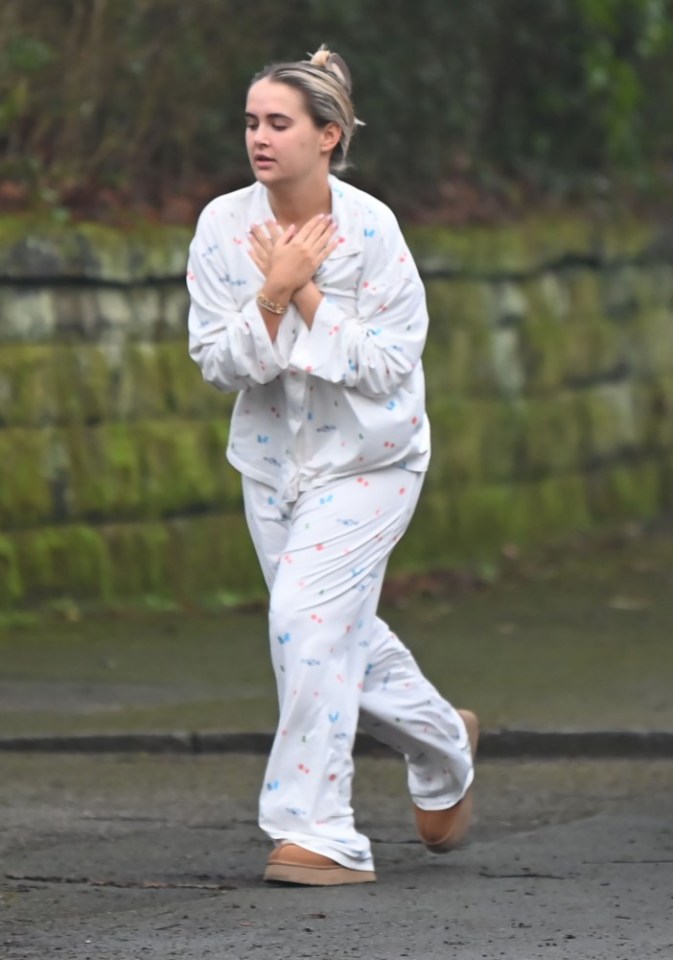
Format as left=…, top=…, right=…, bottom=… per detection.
left=1, top=214, right=672, bottom=608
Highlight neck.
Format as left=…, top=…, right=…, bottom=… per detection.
left=266, top=174, right=333, bottom=228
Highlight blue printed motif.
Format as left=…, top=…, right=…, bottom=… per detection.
left=277, top=633, right=292, bottom=645
left=218, top=272, right=247, bottom=287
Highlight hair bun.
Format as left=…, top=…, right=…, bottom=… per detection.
left=309, top=44, right=352, bottom=93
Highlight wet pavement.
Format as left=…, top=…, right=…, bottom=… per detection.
left=2, top=754, right=672, bottom=959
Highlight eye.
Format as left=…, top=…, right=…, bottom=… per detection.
left=272, top=122, right=289, bottom=131
left=245, top=119, right=258, bottom=130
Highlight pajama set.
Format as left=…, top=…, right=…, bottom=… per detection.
left=187, top=175, right=473, bottom=872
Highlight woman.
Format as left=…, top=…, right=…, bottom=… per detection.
left=187, top=45, right=478, bottom=886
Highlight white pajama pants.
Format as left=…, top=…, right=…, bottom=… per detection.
left=242, top=466, right=474, bottom=873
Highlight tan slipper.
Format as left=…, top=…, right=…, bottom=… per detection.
left=264, top=843, right=376, bottom=886
left=413, top=708, right=480, bottom=854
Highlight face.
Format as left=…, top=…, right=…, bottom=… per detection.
left=245, top=78, right=340, bottom=187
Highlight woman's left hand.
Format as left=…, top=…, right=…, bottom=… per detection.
left=248, top=220, right=284, bottom=277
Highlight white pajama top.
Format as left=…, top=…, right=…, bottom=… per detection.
left=187, top=175, right=431, bottom=502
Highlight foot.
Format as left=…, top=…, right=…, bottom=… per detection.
left=413, top=708, right=480, bottom=854
left=263, top=844, right=376, bottom=886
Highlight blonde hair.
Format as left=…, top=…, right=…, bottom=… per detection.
left=251, top=45, right=362, bottom=173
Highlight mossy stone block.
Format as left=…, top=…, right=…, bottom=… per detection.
left=52, top=345, right=111, bottom=425
left=0, top=535, right=23, bottom=605
left=0, top=429, right=53, bottom=528
left=598, top=219, right=657, bottom=261
left=425, top=279, right=488, bottom=336
left=157, top=287, right=191, bottom=339
left=629, top=309, right=673, bottom=378
left=156, top=341, right=233, bottom=418
left=0, top=215, right=191, bottom=283
left=586, top=461, right=664, bottom=522
left=117, top=344, right=168, bottom=419
left=64, top=424, right=147, bottom=520
left=526, top=474, right=591, bottom=540
left=425, top=398, right=485, bottom=486
left=0, top=287, right=57, bottom=342
left=481, top=400, right=527, bottom=482
left=15, top=524, right=112, bottom=602
left=136, top=419, right=219, bottom=517
left=165, top=513, right=264, bottom=600
left=521, top=394, right=584, bottom=479
left=579, top=383, right=639, bottom=462
left=632, top=378, right=673, bottom=453
left=448, top=483, right=531, bottom=560
left=103, top=521, right=170, bottom=598
left=518, top=311, right=572, bottom=393
left=0, top=345, right=56, bottom=427
left=389, top=487, right=455, bottom=570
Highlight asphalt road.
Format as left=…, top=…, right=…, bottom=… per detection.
left=2, top=753, right=672, bottom=960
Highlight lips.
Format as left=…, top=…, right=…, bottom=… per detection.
left=254, top=155, right=275, bottom=164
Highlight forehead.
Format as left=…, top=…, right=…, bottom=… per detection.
left=246, top=78, right=308, bottom=117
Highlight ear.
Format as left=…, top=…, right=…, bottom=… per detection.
left=319, top=122, right=342, bottom=156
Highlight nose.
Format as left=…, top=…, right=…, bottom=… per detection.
left=253, top=125, right=270, bottom=147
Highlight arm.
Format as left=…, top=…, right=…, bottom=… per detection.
left=288, top=207, right=429, bottom=399
left=187, top=207, right=289, bottom=393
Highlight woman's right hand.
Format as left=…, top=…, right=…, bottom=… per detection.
left=267, top=215, right=339, bottom=294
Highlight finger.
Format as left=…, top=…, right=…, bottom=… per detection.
left=296, top=214, right=331, bottom=242
left=278, top=224, right=297, bottom=245
left=250, top=222, right=272, bottom=244
left=266, top=220, right=284, bottom=242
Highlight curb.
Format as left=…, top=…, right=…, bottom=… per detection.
left=1, top=730, right=672, bottom=758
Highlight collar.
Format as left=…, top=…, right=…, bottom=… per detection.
left=249, top=176, right=363, bottom=261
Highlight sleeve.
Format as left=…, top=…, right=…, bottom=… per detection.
left=287, top=205, right=429, bottom=399
left=186, top=204, right=287, bottom=393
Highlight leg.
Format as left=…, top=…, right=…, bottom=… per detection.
left=244, top=468, right=424, bottom=873
left=358, top=617, right=475, bottom=811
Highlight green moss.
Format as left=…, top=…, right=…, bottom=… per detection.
left=518, top=310, right=572, bottom=392
left=586, top=460, right=664, bottom=522
left=52, top=345, right=112, bottom=424
left=165, top=513, right=264, bottom=600
left=0, top=535, right=23, bottom=606
left=579, top=384, right=639, bottom=462
left=630, top=308, right=673, bottom=378
left=66, top=423, right=147, bottom=521
left=155, top=341, right=234, bottom=418
left=0, top=344, right=56, bottom=427
left=481, top=400, right=527, bottom=482
left=521, top=394, right=584, bottom=478
left=0, top=214, right=190, bottom=282
left=407, top=216, right=593, bottom=275
left=632, top=378, right=673, bottom=454
left=390, top=488, right=455, bottom=570
left=103, top=521, right=170, bottom=598
left=119, top=344, right=167, bottom=419
left=425, top=279, right=488, bottom=335
left=137, top=419, right=218, bottom=517
left=448, top=483, right=531, bottom=560
left=0, top=429, right=53, bottom=528
left=15, top=525, right=112, bottom=602
left=425, top=397, right=485, bottom=486
left=527, top=474, right=591, bottom=540
left=598, top=218, right=656, bottom=261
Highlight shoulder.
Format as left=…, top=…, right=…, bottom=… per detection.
left=332, top=177, right=401, bottom=236
left=194, top=182, right=259, bottom=233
